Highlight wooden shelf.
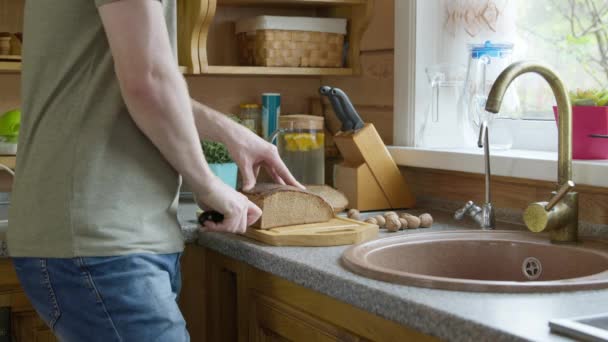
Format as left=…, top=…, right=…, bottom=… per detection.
left=202, top=65, right=353, bottom=75
left=217, top=0, right=366, bottom=6
left=0, top=55, right=21, bottom=61
left=178, top=0, right=373, bottom=76
left=0, top=156, right=16, bottom=169
left=0, top=61, right=21, bottom=73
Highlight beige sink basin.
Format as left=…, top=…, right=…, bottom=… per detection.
left=342, top=230, right=608, bottom=292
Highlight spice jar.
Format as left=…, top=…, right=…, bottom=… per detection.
left=270, top=115, right=325, bottom=185
left=239, top=103, right=261, bottom=136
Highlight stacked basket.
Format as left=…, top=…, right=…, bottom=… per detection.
left=236, top=16, right=347, bottom=68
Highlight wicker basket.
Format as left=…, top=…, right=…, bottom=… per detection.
left=236, top=16, right=346, bottom=68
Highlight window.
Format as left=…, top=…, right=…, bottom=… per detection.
left=395, top=0, right=608, bottom=151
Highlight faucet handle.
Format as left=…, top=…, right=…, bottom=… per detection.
left=545, top=180, right=575, bottom=211
left=454, top=201, right=475, bottom=220
left=524, top=180, right=577, bottom=234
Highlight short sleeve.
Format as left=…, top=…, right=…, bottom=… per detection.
left=96, top=0, right=162, bottom=6
left=95, top=0, right=122, bottom=7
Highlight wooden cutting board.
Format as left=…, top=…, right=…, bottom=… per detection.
left=243, top=217, right=378, bottom=247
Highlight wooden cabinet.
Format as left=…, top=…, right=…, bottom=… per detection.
left=248, top=291, right=368, bottom=342
left=0, top=0, right=24, bottom=73
left=178, top=244, right=435, bottom=342
left=1, top=0, right=374, bottom=76
left=178, top=0, right=374, bottom=75
left=0, top=259, right=57, bottom=342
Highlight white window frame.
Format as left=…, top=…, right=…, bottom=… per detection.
left=391, top=0, right=608, bottom=188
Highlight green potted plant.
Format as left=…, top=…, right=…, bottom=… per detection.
left=552, top=88, right=608, bottom=160
left=201, top=115, right=242, bottom=189
left=202, top=140, right=238, bottom=189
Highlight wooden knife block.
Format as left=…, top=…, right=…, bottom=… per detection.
left=333, top=124, right=415, bottom=211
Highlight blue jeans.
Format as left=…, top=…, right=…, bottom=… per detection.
left=13, top=253, right=189, bottom=342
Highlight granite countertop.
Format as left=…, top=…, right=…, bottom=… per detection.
left=188, top=205, right=608, bottom=342
left=2, top=202, right=606, bottom=341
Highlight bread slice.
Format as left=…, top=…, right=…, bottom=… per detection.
left=244, top=183, right=334, bottom=229
left=305, top=185, right=349, bottom=213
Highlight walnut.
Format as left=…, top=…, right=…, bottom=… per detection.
left=364, top=217, right=378, bottom=225
left=348, top=209, right=361, bottom=221
left=419, top=213, right=433, bottom=228
left=383, top=211, right=397, bottom=218
left=399, top=218, right=408, bottom=229
left=399, top=212, right=415, bottom=220
left=385, top=215, right=402, bottom=232
left=374, top=215, right=386, bottom=227
left=404, top=215, right=421, bottom=229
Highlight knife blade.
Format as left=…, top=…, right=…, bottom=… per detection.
left=330, top=88, right=365, bottom=131
left=319, top=86, right=353, bottom=131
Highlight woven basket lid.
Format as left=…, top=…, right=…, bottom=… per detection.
left=279, top=115, right=324, bottom=130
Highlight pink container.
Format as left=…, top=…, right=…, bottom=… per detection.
left=553, top=106, right=608, bottom=160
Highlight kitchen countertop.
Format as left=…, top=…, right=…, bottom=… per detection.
left=186, top=204, right=608, bottom=342
left=2, top=201, right=606, bottom=341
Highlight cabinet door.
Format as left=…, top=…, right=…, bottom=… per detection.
left=11, top=311, right=57, bottom=342
left=249, top=292, right=368, bottom=342
left=34, top=327, right=56, bottom=342
left=2, top=290, right=58, bottom=342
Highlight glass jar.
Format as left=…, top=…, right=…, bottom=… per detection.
left=239, top=103, right=261, bottom=136
left=270, top=115, right=325, bottom=185
left=459, top=41, right=519, bottom=150
left=417, top=63, right=470, bottom=148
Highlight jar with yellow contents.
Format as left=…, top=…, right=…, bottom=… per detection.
left=269, top=115, right=325, bottom=185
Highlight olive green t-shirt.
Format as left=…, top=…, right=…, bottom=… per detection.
left=7, top=0, right=185, bottom=257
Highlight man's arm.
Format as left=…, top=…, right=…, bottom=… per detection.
left=190, top=99, right=303, bottom=191
left=98, top=0, right=260, bottom=233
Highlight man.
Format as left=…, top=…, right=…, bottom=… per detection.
left=7, top=0, right=302, bottom=341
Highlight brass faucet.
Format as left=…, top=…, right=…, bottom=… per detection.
left=485, top=61, right=579, bottom=243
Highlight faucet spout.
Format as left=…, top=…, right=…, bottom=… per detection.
left=485, top=61, right=572, bottom=184
left=478, top=121, right=491, bottom=205
left=485, top=61, right=578, bottom=243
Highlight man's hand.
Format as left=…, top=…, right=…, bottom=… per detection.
left=195, top=177, right=262, bottom=233
left=226, top=128, right=304, bottom=191
left=191, top=100, right=304, bottom=191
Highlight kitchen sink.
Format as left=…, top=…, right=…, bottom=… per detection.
left=341, top=230, right=608, bottom=292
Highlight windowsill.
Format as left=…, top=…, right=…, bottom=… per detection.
left=388, top=146, right=608, bottom=188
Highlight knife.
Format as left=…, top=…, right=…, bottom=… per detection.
left=319, top=86, right=353, bottom=131
left=198, top=210, right=225, bottom=226
left=330, top=88, right=365, bottom=131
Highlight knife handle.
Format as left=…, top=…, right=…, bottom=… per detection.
left=319, top=86, right=352, bottom=131
left=198, top=211, right=225, bottom=225
left=331, top=88, right=365, bottom=130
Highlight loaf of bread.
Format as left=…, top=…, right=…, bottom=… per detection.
left=305, top=185, right=349, bottom=213
left=244, top=183, right=334, bottom=229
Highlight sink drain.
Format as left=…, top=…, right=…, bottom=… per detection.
left=522, top=257, right=542, bottom=280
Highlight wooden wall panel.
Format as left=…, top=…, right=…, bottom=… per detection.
left=402, top=166, right=608, bottom=225
left=321, top=0, right=395, bottom=142
left=186, top=76, right=319, bottom=115
left=0, top=74, right=318, bottom=120
left=0, top=0, right=24, bottom=34
left=360, top=0, right=394, bottom=51
left=0, top=74, right=20, bottom=113
left=322, top=52, right=393, bottom=107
